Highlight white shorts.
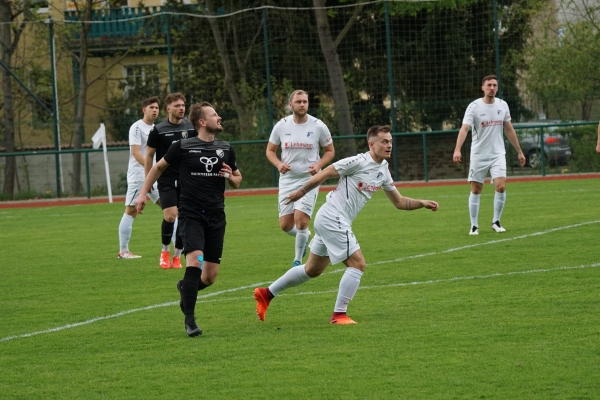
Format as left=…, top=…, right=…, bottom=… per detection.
left=468, top=155, right=506, bottom=184
left=309, top=207, right=360, bottom=265
left=277, top=177, right=319, bottom=218
left=125, top=181, right=159, bottom=206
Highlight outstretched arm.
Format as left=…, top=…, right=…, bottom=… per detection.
left=385, top=189, right=439, bottom=211
left=285, top=164, right=340, bottom=204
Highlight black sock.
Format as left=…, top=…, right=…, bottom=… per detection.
left=161, top=220, right=174, bottom=246
left=181, top=267, right=201, bottom=321
left=175, top=223, right=183, bottom=250
left=198, top=279, right=209, bottom=291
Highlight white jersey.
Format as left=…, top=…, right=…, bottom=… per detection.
left=269, top=113, right=333, bottom=184
left=126, top=119, right=154, bottom=182
left=321, top=152, right=396, bottom=224
left=462, top=98, right=511, bottom=159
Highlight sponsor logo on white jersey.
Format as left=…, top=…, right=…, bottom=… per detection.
left=357, top=181, right=381, bottom=193
left=481, top=120, right=503, bottom=128
left=283, top=142, right=314, bottom=149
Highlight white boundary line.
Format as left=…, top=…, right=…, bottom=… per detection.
left=1, top=220, right=599, bottom=343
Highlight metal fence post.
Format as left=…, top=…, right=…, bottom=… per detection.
left=49, top=18, right=63, bottom=197
left=384, top=2, right=398, bottom=181
left=263, top=7, right=277, bottom=187
left=165, top=9, right=174, bottom=93
left=540, top=126, right=546, bottom=176
left=493, top=0, right=503, bottom=99
left=85, top=150, right=91, bottom=198
left=422, top=132, right=429, bottom=182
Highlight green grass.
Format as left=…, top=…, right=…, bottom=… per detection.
left=1, top=179, right=599, bottom=399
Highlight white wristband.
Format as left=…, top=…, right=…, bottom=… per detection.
left=223, top=173, right=230, bottom=179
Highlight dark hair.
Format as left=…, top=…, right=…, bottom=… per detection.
left=164, top=92, right=186, bottom=106
left=482, top=75, right=498, bottom=85
left=141, top=96, right=159, bottom=108
left=188, top=101, right=215, bottom=131
left=367, top=125, right=391, bottom=142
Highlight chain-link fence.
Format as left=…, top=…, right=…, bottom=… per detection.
left=1, top=0, right=599, bottom=199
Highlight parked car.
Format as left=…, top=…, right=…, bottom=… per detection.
left=512, top=123, right=572, bottom=168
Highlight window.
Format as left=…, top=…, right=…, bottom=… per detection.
left=123, top=64, right=160, bottom=99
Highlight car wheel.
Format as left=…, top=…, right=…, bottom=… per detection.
left=527, top=150, right=546, bottom=168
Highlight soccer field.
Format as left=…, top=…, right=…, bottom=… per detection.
left=1, top=179, right=599, bottom=399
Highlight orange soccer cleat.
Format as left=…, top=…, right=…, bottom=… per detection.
left=171, top=256, right=182, bottom=269
left=254, top=288, right=272, bottom=321
left=329, top=314, right=357, bottom=325
left=160, top=251, right=170, bottom=269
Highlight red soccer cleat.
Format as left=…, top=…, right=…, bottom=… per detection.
left=160, top=251, right=170, bottom=269
left=171, top=256, right=182, bottom=269
left=254, top=288, right=272, bottom=321
left=329, top=313, right=357, bottom=325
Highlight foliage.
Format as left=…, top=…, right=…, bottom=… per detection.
left=559, top=125, right=600, bottom=172
left=523, top=0, right=600, bottom=120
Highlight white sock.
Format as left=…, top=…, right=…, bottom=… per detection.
left=162, top=244, right=170, bottom=252
left=269, top=265, right=310, bottom=296
left=294, top=229, right=310, bottom=261
left=285, top=226, right=297, bottom=237
left=118, top=213, right=134, bottom=253
left=174, top=248, right=182, bottom=257
left=493, top=191, right=506, bottom=223
left=469, top=193, right=481, bottom=228
left=334, top=268, right=363, bottom=313
left=172, top=218, right=178, bottom=244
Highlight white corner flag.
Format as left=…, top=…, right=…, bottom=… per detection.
left=91, top=123, right=113, bottom=203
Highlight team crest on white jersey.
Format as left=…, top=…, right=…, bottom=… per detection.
left=376, top=172, right=383, bottom=179
left=216, top=149, right=224, bottom=158
left=307, top=131, right=313, bottom=138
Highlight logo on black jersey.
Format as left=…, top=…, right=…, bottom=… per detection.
left=182, top=131, right=188, bottom=138
left=216, top=149, right=224, bottom=158
left=200, top=157, right=219, bottom=172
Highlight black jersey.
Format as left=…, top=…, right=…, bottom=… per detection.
left=163, top=137, right=238, bottom=217
left=147, top=118, right=196, bottom=182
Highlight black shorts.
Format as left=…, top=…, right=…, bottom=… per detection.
left=157, top=178, right=180, bottom=210
left=180, top=212, right=226, bottom=264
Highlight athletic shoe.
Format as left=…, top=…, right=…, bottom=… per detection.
left=469, top=226, right=479, bottom=235
left=491, top=220, right=506, bottom=233
left=176, top=280, right=184, bottom=314
left=185, top=318, right=202, bottom=337
left=171, top=256, right=182, bottom=269
left=291, top=260, right=302, bottom=267
left=329, top=314, right=357, bottom=325
left=117, top=251, right=141, bottom=259
left=160, top=251, right=170, bottom=269
left=254, top=287, right=271, bottom=321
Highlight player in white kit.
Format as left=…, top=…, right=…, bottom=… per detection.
left=255, top=125, right=439, bottom=325
left=453, top=75, right=526, bottom=235
left=266, top=90, right=335, bottom=267
left=118, top=96, right=161, bottom=258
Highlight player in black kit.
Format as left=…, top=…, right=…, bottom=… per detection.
left=136, top=101, right=242, bottom=337
left=145, top=93, right=197, bottom=269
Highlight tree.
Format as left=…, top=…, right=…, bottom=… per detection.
left=524, top=0, right=600, bottom=120
left=0, top=0, right=34, bottom=198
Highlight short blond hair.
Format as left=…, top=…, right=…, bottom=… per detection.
left=288, top=90, right=308, bottom=103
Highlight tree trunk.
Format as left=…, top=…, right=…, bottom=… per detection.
left=205, top=0, right=253, bottom=139
left=71, top=0, right=93, bottom=195
left=313, top=0, right=356, bottom=156
left=0, top=0, right=16, bottom=198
